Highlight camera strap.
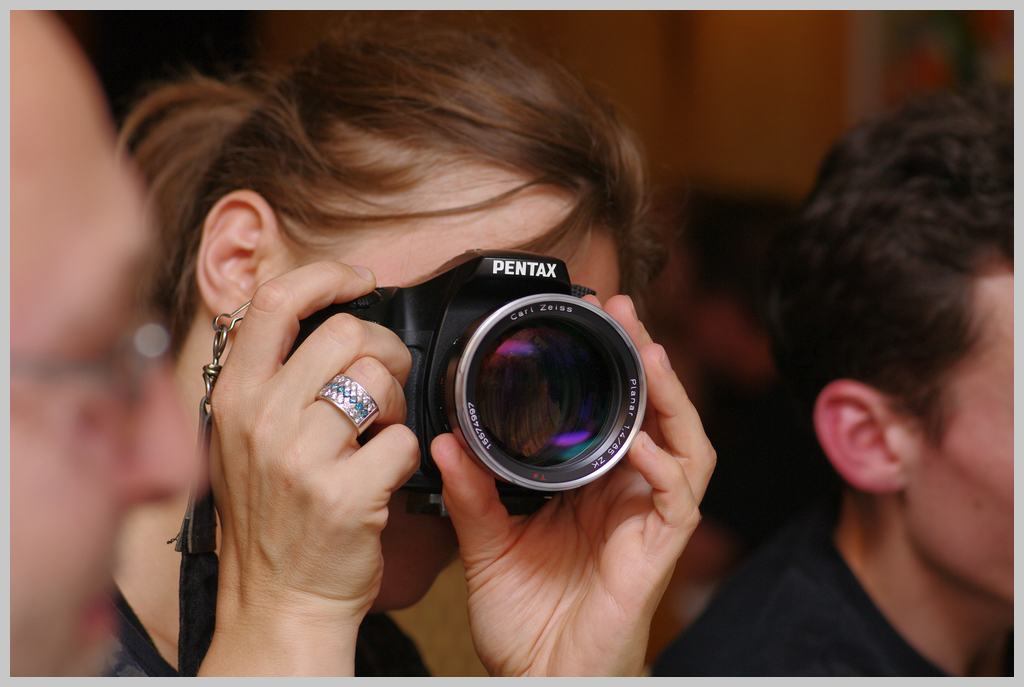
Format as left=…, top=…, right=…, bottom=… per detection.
left=169, top=303, right=248, bottom=677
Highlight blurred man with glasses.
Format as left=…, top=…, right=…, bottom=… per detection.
left=10, top=10, right=194, bottom=675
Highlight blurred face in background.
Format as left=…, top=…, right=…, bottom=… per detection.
left=10, top=11, right=193, bottom=675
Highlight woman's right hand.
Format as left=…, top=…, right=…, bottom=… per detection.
left=197, top=262, right=419, bottom=676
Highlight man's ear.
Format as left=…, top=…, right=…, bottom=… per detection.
left=195, top=190, right=294, bottom=315
left=813, top=379, right=916, bottom=494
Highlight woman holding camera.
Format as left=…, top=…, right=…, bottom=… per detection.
left=109, top=21, right=715, bottom=676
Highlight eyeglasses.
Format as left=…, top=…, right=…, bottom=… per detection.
left=11, top=322, right=172, bottom=405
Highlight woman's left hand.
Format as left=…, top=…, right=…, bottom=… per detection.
left=432, top=294, right=716, bottom=676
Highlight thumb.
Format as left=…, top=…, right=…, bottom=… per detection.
left=431, top=434, right=513, bottom=560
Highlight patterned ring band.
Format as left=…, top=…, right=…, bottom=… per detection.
left=316, top=374, right=380, bottom=434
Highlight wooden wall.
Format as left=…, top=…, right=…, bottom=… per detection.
left=252, top=10, right=851, bottom=204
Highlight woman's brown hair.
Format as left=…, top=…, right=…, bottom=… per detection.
left=120, top=19, right=663, bottom=349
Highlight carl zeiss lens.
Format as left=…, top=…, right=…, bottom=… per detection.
left=450, top=294, right=646, bottom=491
left=474, top=321, right=615, bottom=468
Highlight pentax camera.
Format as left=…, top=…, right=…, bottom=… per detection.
left=293, top=250, right=646, bottom=514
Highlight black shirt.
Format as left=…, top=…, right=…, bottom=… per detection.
left=103, top=588, right=430, bottom=677
left=653, top=498, right=947, bottom=676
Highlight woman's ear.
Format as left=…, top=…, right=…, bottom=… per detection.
left=195, top=189, right=294, bottom=315
left=813, top=379, right=916, bottom=494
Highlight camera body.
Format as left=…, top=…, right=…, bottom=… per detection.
left=293, top=250, right=646, bottom=513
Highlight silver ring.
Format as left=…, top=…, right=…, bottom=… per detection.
left=317, top=374, right=379, bottom=434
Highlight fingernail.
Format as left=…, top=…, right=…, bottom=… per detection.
left=626, top=295, right=637, bottom=319
left=658, top=344, right=673, bottom=373
left=640, top=430, right=654, bottom=452
left=351, top=265, right=374, bottom=281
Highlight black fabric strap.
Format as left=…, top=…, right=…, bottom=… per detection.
left=178, top=544, right=218, bottom=676
left=175, top=400, right=220, bottom=676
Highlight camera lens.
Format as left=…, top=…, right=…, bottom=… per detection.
left=474, top=321, right=615, bottom=468
left=447, top=294, right=646, bottom=491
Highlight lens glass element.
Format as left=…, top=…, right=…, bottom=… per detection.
left=474, top=319, right=615, bottom=467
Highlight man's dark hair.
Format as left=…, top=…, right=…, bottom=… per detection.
left=762, top=84, right=1012, bottom=441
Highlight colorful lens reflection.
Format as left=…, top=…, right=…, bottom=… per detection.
left=474, top=320, right=614, bottom=467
